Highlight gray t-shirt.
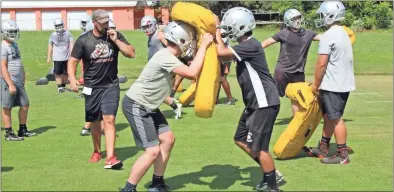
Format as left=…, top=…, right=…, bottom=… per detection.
left=1, top=41, right=24, bottom=83
left=148, top=30, right=165, bottom=61
left=318, top=25, right=355, bottom=92
left=48, top=30, right=74, bottom=61
left=126, top=48, right=183, bottom=110
left=272, top=28, right=317, bottom=73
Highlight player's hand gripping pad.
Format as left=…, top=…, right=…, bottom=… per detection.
left=273, top=82, right=323, bottom=159
left=171, top=2, right=220, bottom=118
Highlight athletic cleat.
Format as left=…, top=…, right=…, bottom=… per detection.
left=148, top=183, right=170, bottom=192
left=89, top=151, right=102, bottom=163
left=17, top=129, right=36, bottom=137
left=306, top=141, right=329, bottom=158
left=255, top=184, right=280, bottom=192
left=58, top=87, right=65, bottom=93
left=80, top=127, right=91, bottom=136
left=104, top=156, right=123, bottom=169
left=5, top=130, right=24, bottom=141
left=174, top=103, right=182, bottom=120
left=321, top=148, right=350, bottom=164
left=118, top=187, right=137, bottom=192
left=255, top=170, right=284, bottom=191
left=226, top=98, right=238, bottom=105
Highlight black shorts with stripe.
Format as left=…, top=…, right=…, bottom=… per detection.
left=234, top=105, right=280, bottom=152
left=122, top=96, right=170, bottom=148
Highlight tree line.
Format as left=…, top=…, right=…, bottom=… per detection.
left=152, top=1, right=393, bottom=31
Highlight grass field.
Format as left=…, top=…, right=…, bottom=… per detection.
left=1, top=29, right=393, bottom=191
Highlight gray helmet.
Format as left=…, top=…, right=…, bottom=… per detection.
left=141, top=15, right=157, bottom=35
left=315, top=1, right=346, bottom=28
left=220, top=7, right=256, bottom=42
left=54, top=18, right=64, bottom=32
left=283, top=9, right=304, bottom=29
left=164, top=20, right=197, bottom=58
left=1, top=19, right=20, bottom=41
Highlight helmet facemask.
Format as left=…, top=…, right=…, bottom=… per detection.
left=2, top=29, right=20, bottom=41
left=141, top=23, right=157, bottom=36
left=290, top=15, right=304, bottom=30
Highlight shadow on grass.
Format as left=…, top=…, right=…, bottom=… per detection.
left=144, top=164, right=286, bottom=190
left=1, top=166, right=14, bottom=172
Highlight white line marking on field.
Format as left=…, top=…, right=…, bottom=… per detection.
left=366, top=101, right=393, bottom=103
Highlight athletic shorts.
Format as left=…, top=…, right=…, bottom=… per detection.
left=1, top=78, right=29, bottom=108
left=84, top=86, right=120, bottom=122
left=122, top=96, right=170, bottom=148
left=273, top=70, right=305, bottom=97
left=53, top=60, right=68, bottom=75
left=319, top=90, right=350, bottom=120
left=220, top=60, right=232, bottom=77
left=234, top=105, right=280, bottom=152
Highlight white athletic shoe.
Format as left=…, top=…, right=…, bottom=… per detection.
left=174, top=103, right=182, bottom=119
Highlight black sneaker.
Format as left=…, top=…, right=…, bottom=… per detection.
left=118, top=187, right=137, bottom=192
left=18, top=129, right=36, bottom=137
left=255, top=183, right=280, bottom=192
left=321, top=148, right=350, bottom=164
left=148, top=183, right=170, bottom=192
left=5, top=130, right=24, bottom=141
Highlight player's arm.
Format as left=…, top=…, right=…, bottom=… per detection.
left=47, top=40, right=53, bottom=64
left=67, top=38, right=84, bottom=91
left=172, top=33, right=213, bottom=80
left=113, top=31, right=135, bottom=58
left=157, top=30, right=168, bottom=47
left=1, top=59, right=14, bottom=88
left=313, top=34, right=321, bottom=41
left=312, top=54, right=329, bottom=91
left=312, top=37, right=331, bottom=93
left=261, top=37, right=278, bottom=48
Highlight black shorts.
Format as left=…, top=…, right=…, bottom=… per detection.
left=274, top=70, right=305, bottom=97
left=220, top=61, right=232, bottom=77
left=319, top=90, right=350, bottom=120
left=122, top=96, right=170, bottom=148
left=84, top=86, right=120, bottom=122
left=234, top=105, right=280, bottom=152
left=53, top=60, right=68, bottom=75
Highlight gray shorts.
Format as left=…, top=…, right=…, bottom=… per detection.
left=1, top=78, right=29, bottom=108
left=122, top=96, right=170, bottom=148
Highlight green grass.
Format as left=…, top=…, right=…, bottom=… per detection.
left=2, top=29, right=393, bottom=191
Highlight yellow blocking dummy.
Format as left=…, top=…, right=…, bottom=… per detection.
left=171, top=2, right=220, bottom=118
left=273, top=82, right=323, bottom=159
left=343, top=25, right=356, bottom=45
left=179, top=82, right=196, bottom=106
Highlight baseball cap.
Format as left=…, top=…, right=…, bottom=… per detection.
left=92, top=9, right=110, bottom=24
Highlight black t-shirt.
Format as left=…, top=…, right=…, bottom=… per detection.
left=231, top=37, right=280, bottom=109
left=272, top=28, right=317, bottom=73
left=71, top=31, right=130, bottom=88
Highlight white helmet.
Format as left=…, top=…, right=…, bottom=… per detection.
left=164, top=20, right=197, bottom=58
left=1, top=19, right=20, bottom=41
left=220, top=7, right=256, bottom=42
left=80, top=15, right=89, bottom=30
left=54, top=18, right=64, bottom=32
left=283, top=9, right=304, bottom=30
left=141, top=15, right=157, bottom=35
left=109, top=20, right=116, bottom=30
left=315, top=1, right=346, bottom=28
left=85, top=19, right=94, bottom=31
